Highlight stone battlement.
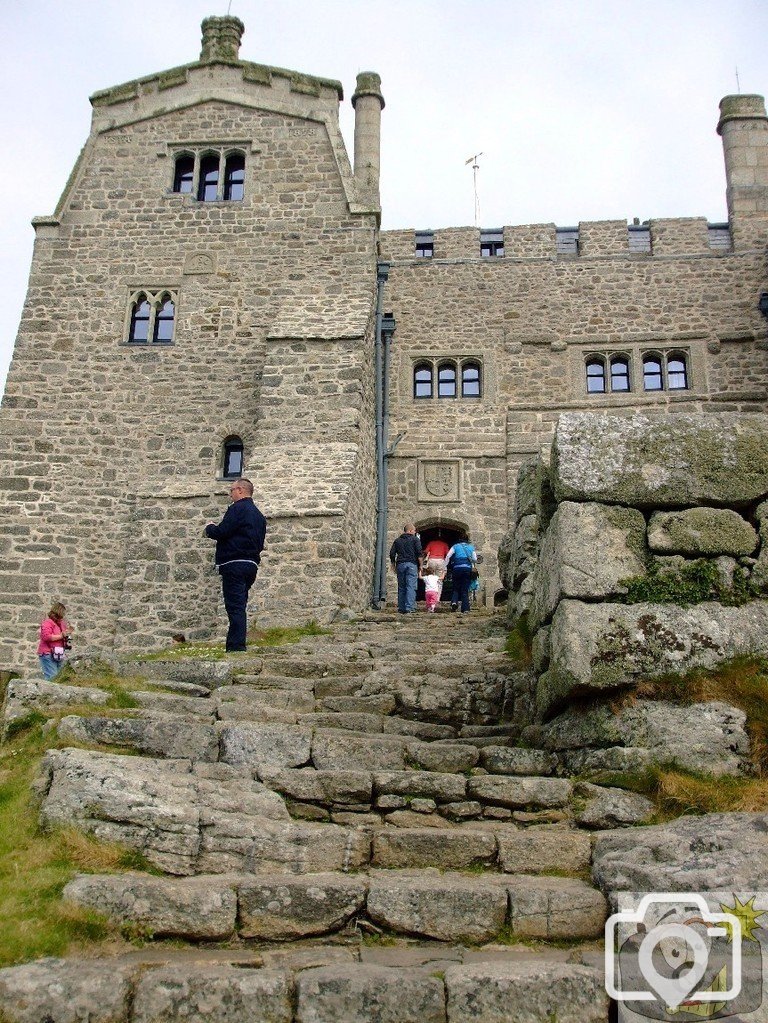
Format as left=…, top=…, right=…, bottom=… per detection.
left=381, top=218, right=737, bottom=261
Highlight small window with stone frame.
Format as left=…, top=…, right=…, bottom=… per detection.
left=610, top=356, right=631, bottom=392
left=415, top=231, right=434, bottom=258
left=585, top=357, right=607, bottom=393
left=461, top=361, right=482, bottom=397
left=642, top=354, right=664, bottom=391
left=666, top=352, right=689, bottom=390
left=437, top=362, right=458, bottom=398
left=480, top=229, right=504, bottom=258
left=222, top=437, right=244, bottom=479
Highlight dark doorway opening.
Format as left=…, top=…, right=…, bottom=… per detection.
left=416, top=523, right=466, bottom=602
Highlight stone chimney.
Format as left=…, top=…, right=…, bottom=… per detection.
left=200, top=16, right=245, bottom=62
left=717, top=94, right=768, bottom=242
left=352, top=72, right=385, bottom=209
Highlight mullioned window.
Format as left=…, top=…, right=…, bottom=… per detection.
left=413, top=359, right=483, bottom=399
left=170, top=149, right=246, bottom=202
left=585, top=350, right=689, bottom=395
left=126, top=290, right=178, bottom=344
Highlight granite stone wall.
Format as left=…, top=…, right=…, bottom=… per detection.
left=0, top=36, right=380, bottom=669
left=501, top=411, right=768, bottom=722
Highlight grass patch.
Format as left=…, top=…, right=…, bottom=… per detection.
left=581, top=763, right=768, bottom=817
left=655, top=771, right=768, bottom=816
left=359, top=929, right=400, bottom=947
left=0, top=719, right=160, bottom=965
left=505, top=614, right=532, bottom=668
left=136, top=621, right=332, bottom=661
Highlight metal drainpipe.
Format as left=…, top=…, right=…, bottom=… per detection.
left=378, top=310, right=396, bottom=605
left=371, top=261, right=390, bottom=608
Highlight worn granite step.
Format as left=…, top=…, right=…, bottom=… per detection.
left=62, top=868, right=606, bottom=943
left=0, top=949, right=609, bottom=1023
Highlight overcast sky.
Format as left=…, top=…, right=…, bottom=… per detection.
left=1, top=0, right=766, bottom=394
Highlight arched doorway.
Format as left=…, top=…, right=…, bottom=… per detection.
left=415, top=519, right=467, bottom=603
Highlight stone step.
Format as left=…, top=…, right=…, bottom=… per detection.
left=2, top=678, right=111, bottom=733
left=38, top=747, right=597, bottom=877
left=62, top=868, right=606, bottom=944
left=50, top=722, right=591, bottom=829
left=0, top=949, right=609, bottom=1023
left=38, top=747, right=369, bottom=876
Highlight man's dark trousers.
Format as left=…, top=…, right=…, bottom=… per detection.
left=220, top=562, right=258, bottom=651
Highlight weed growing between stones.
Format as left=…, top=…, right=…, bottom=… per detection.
left=505, top=614, right=532, bottom=668
left=621, top=559, right=752, bottom=607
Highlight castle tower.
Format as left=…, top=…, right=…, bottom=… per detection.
left=351, top=73, right=385, bottom=211
left=0, top=17, right=383, bottom=670
left=718, top=93, right=768, bottom=248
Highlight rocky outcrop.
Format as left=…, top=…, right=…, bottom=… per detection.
left=500, top=412, right=768, bottom=781
left=538, top=699, right=752, bottom=778
left=537, top=600, right=768, bottom=717
left=592, top=812, right=768, bottom=892
left=552, top=411, right=768, bottom=508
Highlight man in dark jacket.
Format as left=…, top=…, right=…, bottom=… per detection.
left=205, top=478, right=267, bottom=651
left=389, top=523, right=422, bottom=613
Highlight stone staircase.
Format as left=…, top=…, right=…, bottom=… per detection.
left=0, top=610, right=616, bottom=1021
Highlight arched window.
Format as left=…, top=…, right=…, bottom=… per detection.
left=586, top=358, right=606, bottom=393
left=172, top=154, right=194, bottom=194
left=125, top=290, right=178, bottom=345
left=223, top=152, right=245, bottom=201
left=667, top=353, right=689, bottom=390
left=153, top=295, right=175, bottom=342
left=461, top=361, right=481, bottom=398
left=128, top=294, right=151, bottom=342
left=198, top=154, right=220, bottom=202
left=223, top=437, right=244, bottom=479
left=610, top=357, right=630, bottom=392
left=414, top=363, right=433, bottom=399
left=643, top=356, right=663, bottom=391
left=437, top=362, right=457, bottom=398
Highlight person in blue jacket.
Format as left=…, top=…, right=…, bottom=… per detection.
left=445, top=533, right=478, bottom=614
left=205, top=478, right=267, bottom=652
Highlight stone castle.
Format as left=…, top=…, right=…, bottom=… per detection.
left=1, top=14, right=767, bottom=669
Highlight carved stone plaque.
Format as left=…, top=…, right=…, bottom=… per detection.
left=184, top=252, right=216, bottom=275
left=418, top=459, right=462, bottom=503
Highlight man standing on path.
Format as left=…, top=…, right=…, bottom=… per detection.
left=205, top=478, right=267, bottom=652
left=389, top=523, right=422, bottom=614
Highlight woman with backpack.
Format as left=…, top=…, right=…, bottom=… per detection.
left=445, top=534, right=477, bottom=615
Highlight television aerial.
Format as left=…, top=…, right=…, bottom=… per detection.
left=465, top=152, right=484, bottom=227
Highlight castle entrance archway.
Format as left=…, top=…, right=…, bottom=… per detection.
left=415, top=518, right=467, bottom=603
